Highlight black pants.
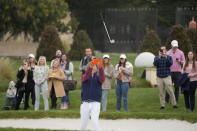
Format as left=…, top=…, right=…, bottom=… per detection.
left=184, top=81, right=197, bottom=111
left=25, top=86, right=35, bottom=107
left=15, top=84, right=28, bottom=110
left=51, top=85, right=57, bottom=109
left=166, top=72, right=181, bottom=103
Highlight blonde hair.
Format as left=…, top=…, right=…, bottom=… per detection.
left=52, top=58, right=60, bottom=69
left=21, top=59, right=29, bottom=66
left=38, top=56, right=47, bottom=66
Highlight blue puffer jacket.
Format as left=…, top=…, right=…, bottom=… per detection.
left=81, top=67, right=105, bottom=102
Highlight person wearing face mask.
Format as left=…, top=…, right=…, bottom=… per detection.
left=182, top=51, right=197, bottom=112
left=154, top=46, right=177, bottom=110
left=114, top=54, right=133, bottom=112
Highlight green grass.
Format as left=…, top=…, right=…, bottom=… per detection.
left=0, top=53, right=151, bottom=92
left=0, top=88, right=197, bottom=123
left=0, top=53, right=196, bottom=123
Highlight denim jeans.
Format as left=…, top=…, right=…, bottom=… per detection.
left=102, top=89, right=109, bottom=112
left=116, top=80, right=129, bottom=111
left=35, top=81, right=49, bottom=111
left=61, top=90, right=69, bottom=104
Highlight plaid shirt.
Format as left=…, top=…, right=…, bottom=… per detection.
left=153, top=56, right=173, bottom=78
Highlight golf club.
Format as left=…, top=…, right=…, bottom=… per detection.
left=100, top=12, right=115, bottom=44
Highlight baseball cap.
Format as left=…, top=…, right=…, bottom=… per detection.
left=28, top=54, right=35, bottom=58
left=103, top=54, right=110, bottom=59
left=171, top=40, right=178, bottom=47
left=120, top=54, right=127, bottom=59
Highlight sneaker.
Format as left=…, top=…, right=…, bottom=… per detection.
left=173, top=105, right=178, bottom=109
left=160, top=106, right=165, bottom=110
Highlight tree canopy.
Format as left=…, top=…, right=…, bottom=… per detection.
left=0, top=0, right=69, bottom=41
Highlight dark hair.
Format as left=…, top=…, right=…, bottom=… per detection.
left=85, top=47, right=92, bottom=51
left=103, top=58, right=110, bottom=68
left=183, top=51, right=196, bottom=71
left=118, top=59, right=127, bottom=67
left=61, top=53, right=70, bottom=70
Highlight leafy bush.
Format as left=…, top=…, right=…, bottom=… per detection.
left=0, top=58, right=14, bottom=81
left=165, top=24, right=192, bottom=53
left=68, top=15, right=80, bottom=34
left=0, top=0, right=69, bottom=41
left=186, top=29, right=197, bottom=55
left=62, top=41, right=71, bottom=53
left=139, top=30, right=161, bottom=55
left=36, top=25, right=66, bottom=61
left=68, top=30, right=94, bottom=60
left=0, top=58, right=15, bottom=92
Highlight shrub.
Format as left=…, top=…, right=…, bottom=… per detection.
left=62, top=41, right=71, bottom=53
left=165, top=24, right=192, bottom=54
left=68, top=15, right=80, bottom=34
left=0, top=58, right=15, bottom=92
left=36, top=25, right=66, bottom=61
left=68, top=30, right=94, bottom=60
left=186, top=29, right=197, bottom=55
left=0, top=58, right=14, bottom=81
left=139, top=30, right=161, bottom=55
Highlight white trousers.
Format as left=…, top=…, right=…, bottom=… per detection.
left=80, top=102, right=100, bottom=131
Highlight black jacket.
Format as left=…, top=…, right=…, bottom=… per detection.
left=177, top=73, right=190, bottom=93
left=15, top=69, right=34, bottom=90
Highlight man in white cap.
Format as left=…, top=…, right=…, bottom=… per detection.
left=166, top=40, right=185, bottom=103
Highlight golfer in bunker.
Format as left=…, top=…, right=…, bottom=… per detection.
left=80, top=58, right=105, bottom=131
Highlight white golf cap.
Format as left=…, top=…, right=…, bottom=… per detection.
left=171, top=40, right=178, bottom=47
left=120, top=54, right=127, bottom=59
left=28, top=54, right=35, bottom=58
left=103, top=54, right=110, bottom=59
